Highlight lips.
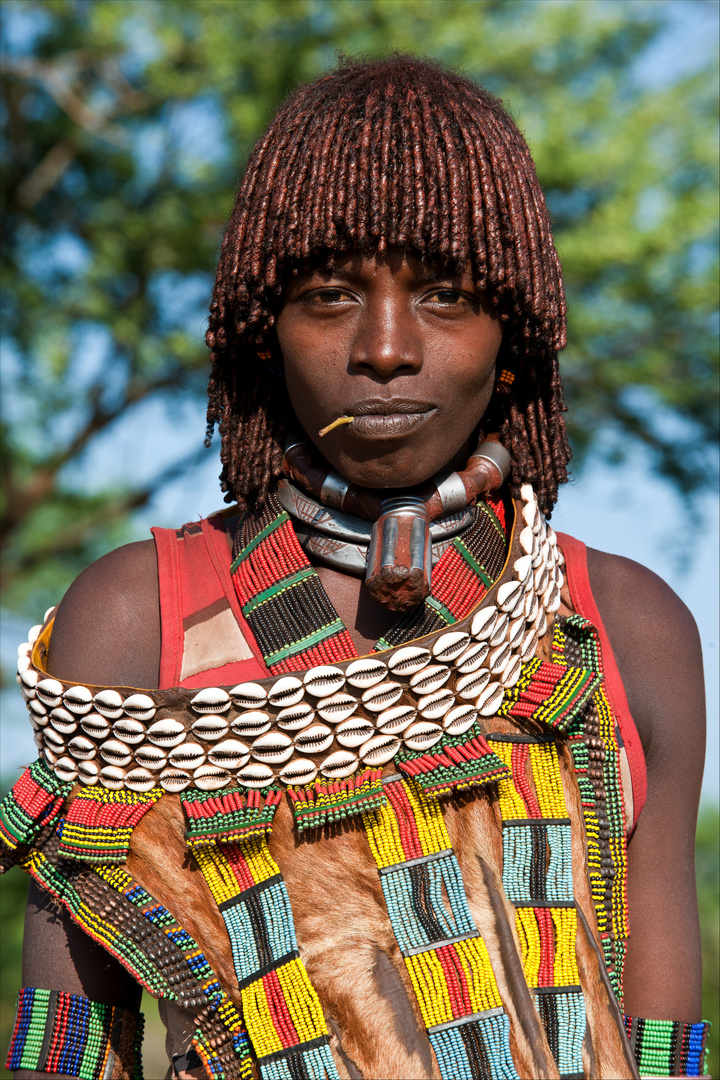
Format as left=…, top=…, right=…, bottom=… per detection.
left=348, top=399, right=435, bottom=438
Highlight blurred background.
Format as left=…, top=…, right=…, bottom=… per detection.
left=1, top=1, right=717, bottom=1075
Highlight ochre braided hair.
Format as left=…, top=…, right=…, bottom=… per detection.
left=206, top=54, right=571, bottom=515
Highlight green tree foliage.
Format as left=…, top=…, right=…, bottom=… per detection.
left=1, top=0, right=718, bottom=617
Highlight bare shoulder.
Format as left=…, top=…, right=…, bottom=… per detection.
left=47, top=540, right=160, bottom=689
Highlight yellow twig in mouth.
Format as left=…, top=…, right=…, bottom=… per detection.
left=318, top=415, right=355, bottom=437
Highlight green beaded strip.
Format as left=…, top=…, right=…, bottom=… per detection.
left=624, top=1015, right=711, bottom=1077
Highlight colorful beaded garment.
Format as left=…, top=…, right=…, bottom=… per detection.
left=624, top=1017, right=710, bottom=1078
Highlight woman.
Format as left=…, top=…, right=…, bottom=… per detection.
left=3, top=55, right=708, bottom=1080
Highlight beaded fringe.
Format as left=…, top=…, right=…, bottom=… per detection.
left=0, top=759, right=72, bottom=859
left=287, top=767, right=384, bottom=831
left=396, top=731, right=509, bottom=797
left=181, top=786, right=283, bottom=846
left=57, top=786, right=163, bottom=864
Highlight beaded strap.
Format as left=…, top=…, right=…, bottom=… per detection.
left=624, top=1016, right=711, bottom=1077
left=6, top=988, right=143, bottom=1079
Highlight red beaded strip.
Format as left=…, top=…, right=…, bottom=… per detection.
left=57, top=786, right=163, bottom=863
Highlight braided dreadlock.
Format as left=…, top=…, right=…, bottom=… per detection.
left=206, top=54, right=571, bottom=515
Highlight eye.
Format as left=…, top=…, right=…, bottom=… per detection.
left=423, top=288, right=476, bottom=310
left=304, top=287, right=354, bottom=305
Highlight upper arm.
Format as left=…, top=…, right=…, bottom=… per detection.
left=586, top=547, right=705, bottom=1020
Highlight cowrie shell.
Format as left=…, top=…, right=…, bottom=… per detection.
left=135, top=744, right=167, bottom=770
left=208, top=739, right=250, bottom=769
left=489, top=642, right=512, bottom=674
left=535, top=609, right=548, bottom=639
left=376, top=704, right=416, bottom=736
left=520, top=525, right=538, bottom=558
left=113, top=718, right=146, bottom=745
left=49, top=708, right=77, bottom=735
left=336, top=717, right=375, bottom=747
left=29, top=710, right=48, bottom=729
left=409, top=665, right=451, bottom=695
left=169, top=742, right=206, bottom=770
left=522, top=499, right=540, bottom=530
left=321, top=750, right=359, bottom=779
left=43, top=747, right=57, bottom=766
left=80, top=712, right=111, bottom=739
left=501, top=655, right=523, bottom=688
left=191, top=715, right=229, bottom=741
left=19, top=669, right=39, bottom=695
left=44, top=606, right=56, bottom=623
left=193, top=765, right=231, bottom=791
left=455, top=641, right=490, bottom=673
left=316, top=693, right=358, bottom=724
left=513, top=554, right=533, bottom=584
left=147, top=718, right=186, bottom=748
left=62, top=685, right=94, bottom=715
left=43, top=727, right=65, bottom=752
left=159, top=768, right=191, bottom=792
left=534, top=563, right=549, bottom=594
left=77, top=759, right=100, bottom=785
left=546, top=525, right=557, bottom=548
left=497, top=580, right=524, bottom=614
left=520, top=482, right=535, bottom=503
left=100, top=739, right=132, bottom=767
left=236, top=762, right=275, bottom=789
left=419, top=688, right=455, bottom=720
left=36, top=678, right=64, bottom=708
left=303, top=665, right=345, bottom=698
left=294, top=724, right=333, bottom=755
left=229, top=682, right=267, bottom=709
left=476, top=681, right=505, bottom=716
left=125, top=768, right=156, bottom=793
left=29, top=699, right=48, bottom=718
left=489, top=613, right=510, bottom=646
left=191, top=687, right=231, bottom=714
left=93, top=690, right=124, bottom=720
left=251, top=731, right=293, bottom=764
left=520, top=627, right=539, bottom=662
left=122, top=694, right=156, bottom=722
left=276, top=703, right=315, bottom=732
left=230, top=711, right=271, bottom=738
left=17, top=641, right=31, bottom=658
left=361, top=681, right=403, bottom=712
left=545, top=582, right=562, bottom=613
left=68, top=735, right=96, bottom=761
left=432, top=631, right=470, bottom=663
left=555, top=545, right=565, bottom=568
left=268, top=677, right=304, bottom=709
left=404, top=720, right=443, bottom=751
left=55, top=756, right=78, bottom=783
left=508, top=616, right=525, bottom=649
left=524, top=591, right=539, bottom=623
left=279, top=758, right=317, bottom=785
left=99, top=765, right=126, bottom=790
left=345, top=658, right=387, bottom=688
left=387, top=646, right=431, bottom=676
left=443, top=703, right=478, bottom=736
left=17, top=655, right=31, bottom=673
left=360, top=734, right=400, bottom=766
left=456, top=669, right=491, bottom=700
left=471, top=607, right=497, bottom=640
left=28, top=624, right=43, bottom=646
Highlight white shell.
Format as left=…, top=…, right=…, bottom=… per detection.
left=321, top=750, right=359, bottom=779
left=472, top=607, right=497, bottom=640
left=43, top=747, right=57, bottom=766
left=159, top=768, right=191, bottom=792
left=113, top=717, right=146, bottom=745
left=316, top=693, right=358, bottom=723
left=360, top=734, right=400, bottom=765
left=17, top=655, right=31, bottom=673
left=476, top=681, right=505, bottom=716
left=276, top=703, right=315, bottom=732
left=376, top=704, right=417, bottom=736
left=19, top=669, right=39, bottom=694
left=169, top=742, right=207, bottom=770
left=62, top=685, right=94, bottom=715
left=191, top=715, right=229, bottom=741
left=303, top=665, right=345, bottom=698
left=455, top=641, right=490, bottom=673
left=68, top=735, right=97, bottom=761
left=43, top=727, right=65, bottom=752
left=432, top=631, right=470, bottom=663
left=100, top=765, right=126, bottom=790
left=524, top=591, right=539, bottom=623
left=54, top=756, right=78, bottom=783
left=100, top=739, right=132, bottom=767
left=522, top=499, right=539, bottom=528
left=80, top=712, right=111, bottom=739
left=279, top=758, right=317, bottom=785
left=545, top=583, right=562, bottom=613
left=236, top=762, right=275, bottom=788
left=489, top=613, right=510, bottom=646
left=456, top=669, right=492, bottom=700
left=345, top=657, right=388, bottom=688
left=519, top=525, right=537, bottom=556
left=230, top=711, right=271, bottom=738
left=336, top=717, right=375, bottom=747
left=208, top=738, right=251, bottom=769
left=418, top=688, right=455, bottom=720
left=122, top=694, right=156, bottom=722
left=409, top=665, right=451, bottom=695
left=520, top=628, right=539, bottom=662
left=507, top=616, right=526, bottom=649
left=294, top=723, right=333, bottom=755
left=135, top=745, right=167, bottom=771
left=513, top=554, right=533, bottom=583
left=268, top=676, right=304, bottom=709
left=147, top=718, right=186, bottom=748
left=17, top=641, right=31, bottom=657
left=77, top=759, right=100, bottom=785
left=387, top=646, right=432, bottom=676
left=193, top=765, right=231, bottom=791
left=536, top=609, right=548, bottom=639
left=497, top=580, right=524, bottom=613
left=229, top=682, right=268, bottom=709
left=44, top=606, right=57, bottom=623
left=251, top=731, right=294, bottom=764
left=29, top=698, right=48, bottom=717
left=534, top=563, right=549, bottom=594
left=489, top=642, right=512, bottom=674
left=36, top=678, right=64, bottom=708
left=93, top=690, right=124, bottom=720
left=361, top=681, right=403, bottom=712
left=443, top=703, right=478, bottom=736
left=501, top=654, right=523, bottom=688
left=191, top=687, right=231, bottom=714
left=125, top=768, right=156, bottom=793
left=28, top=624, right=43, bottom=645
left=49, top=708, right=77, bottom=735
left=403, top=720, right=443, bottom=751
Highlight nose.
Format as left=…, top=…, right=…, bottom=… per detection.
left=349, top=296, right=422, bottom=380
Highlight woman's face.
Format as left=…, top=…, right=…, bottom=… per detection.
left=276, top=249, right=503, bottom=489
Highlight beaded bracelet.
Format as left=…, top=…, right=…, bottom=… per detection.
left=6, top=988, right=143, bottom=1079
left=624, top=1015, right=711, bottom=1077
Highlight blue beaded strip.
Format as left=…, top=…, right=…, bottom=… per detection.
left=533, top=989, right=586, bottom=1076
left=428, top=1012, right=516, bottom=1080
left=502, top=822, right=574, bottom=904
